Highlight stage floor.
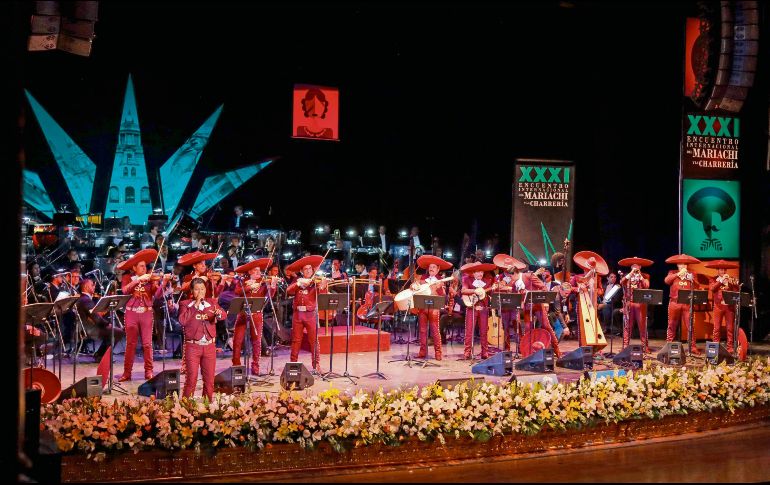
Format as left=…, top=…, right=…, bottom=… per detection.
left=46, top=336, right=770, bottom=400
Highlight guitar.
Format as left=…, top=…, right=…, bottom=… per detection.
left=462, top=283, right=499, bottom=307
left=394, top=273, right=458, bottom=311
left=487, top=309, right=502, bottom=346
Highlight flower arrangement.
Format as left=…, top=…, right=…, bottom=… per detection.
left=42, top=358, right=770, bottom=461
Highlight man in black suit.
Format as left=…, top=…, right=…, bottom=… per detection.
left=75, top=277, right=125, bottom=361
left=598, top=272, right=623, bottom=331
left=231, top=205, right=245, bottom=233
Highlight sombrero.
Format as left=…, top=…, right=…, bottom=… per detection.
left=703, top=259, right=739, bottom=270
left=235, top=257, right=273, bottom=274
left=493, top=254, right=527, bottom=271
left=117, top=248, right=158, bottom=271
left=618, top=256, right=654, bottom=268
left=573, top=251, right=609, bottom=276
left=177, top=250, right=218, bottom=266
left=460, top=262, right=497, bottom=274
left=416, top=255, right=452, bottom=270
left=665, top=253, right=701, bottom=265
left=285, top=255, right=324, bottom=273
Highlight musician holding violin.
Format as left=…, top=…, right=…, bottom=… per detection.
left=285, top=255, right=328, bottom=372
left=412, top=255, right=452, bottom=361
left=231, top=258, right=276, bottom=375
left=118, top=248, right=166, bottom=381
left=664, top=254, right=702, bottom=355
left=492, top=254, right=528, bottom=352
left=460, top=261, right=497, bottom=360
left=705, top=260, right=741, bottom=351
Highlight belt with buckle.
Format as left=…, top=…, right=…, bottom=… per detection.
left=126, top=306, right=148, bottom=313
left=296, top=306, right=314, bottom=312
left=185, top=337, right=214, bottom=345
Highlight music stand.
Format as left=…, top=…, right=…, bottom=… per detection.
left=53, top=296, right=80, bottom=384
left=632, top=289, right=663, bottom=353
left=722, top=290, right=751, bottom=358
left=228, top=296, right=269, bottom=385
left=676, top=289, right=708, bottom=357
left=490, top=293, right=523, bottom=356
left=91, top=295, right=131, bottom=395
left=413, top=294, right=445, bottom=368
left=523, top=291, right=557, bottom=359
left=23, top=303, right=55, bottom=386
left=317, top=293, right=353, bottom=383
left=363, top=301, right=393, bottom=380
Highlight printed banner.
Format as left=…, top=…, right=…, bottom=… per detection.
left=292, top=84, right=339, bottom=141
left=511, top=160, right=575, bottom=267
left=682, top=179, right=740, bottom=259
left=682, top=112, right=741, bottom=179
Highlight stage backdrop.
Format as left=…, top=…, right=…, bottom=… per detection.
left=682, top=112, right=741, bottom=179
left=681, top=178, right=740, bottom=260
left=511, top=159, right=575, bottom=267
left=292, top=84, right=339, bottom=141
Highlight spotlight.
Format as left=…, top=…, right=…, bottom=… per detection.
left=365, top=228, right=375, bottom=236
left=315, top=226, right=324, bottom=234
left=346, top=229, right=357, bottom=237
left=79, top=253, right=87, bottom=259
left=485, top=250, right=492, bottom=256
left=398, top=229, right=408, bottom=238
left=445, top=251, right=453, bottom=258
left=283, top=252, right=293, bottom=258
left=539, top=259, right=547, bottom=266
left=153, top=207, right=162, bottom=214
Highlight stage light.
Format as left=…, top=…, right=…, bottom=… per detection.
left=79, top=253, right=87, bottom=259
left=315, top=226, right=324, bottom=234
left=248, top=230, right=255, bottom=236
left=283, top=252, right=293, bottom=258
left=445, top=251, right=453, bottom=258
left=153, top=207, right=162, bottom=214
left=128, top=232, right=134, bottom=237
left=539, top=259, right=547, bottom=265
left=365, top=228, right=375, bottom=236
left=399, top=229, right=408, bottom=238
left=485, top=250, right=492, bottom=256
left=346, top=229, right=357, bottom=237
left=244, top=210, right=254, bottom=217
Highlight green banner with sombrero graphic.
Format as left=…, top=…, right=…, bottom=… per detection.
left=681, top=179, right=740, bottom=259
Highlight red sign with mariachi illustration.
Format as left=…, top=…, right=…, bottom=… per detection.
left=292, top=84, right=339, bottom=141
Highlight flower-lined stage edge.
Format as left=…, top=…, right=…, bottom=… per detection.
left=42, top=358, right=770, bottom=461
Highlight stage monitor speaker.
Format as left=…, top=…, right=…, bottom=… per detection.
left=510, top=373, right=558, bottom=387
left=514, top=349, right=554, bottom=373
left=437, top=377, right=485, bottom=389
left=706, top=342, right=735, bottom=365
left=556, top=346, right=593, bottom=371
left=138, top=369, right=180, bottom=399
left=471, top=351, right=513, bottom=376
left=280, top=362, right=314, bottom=390
left=214, top=366, right=246, bottom=394
left=656, top=342, right=683, bottom=365
left=59, top=376, right=102, bottom=401
left=612, top=344, right=644, bottom=369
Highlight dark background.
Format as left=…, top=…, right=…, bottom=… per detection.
left=19, top=1, right=770, bottom=329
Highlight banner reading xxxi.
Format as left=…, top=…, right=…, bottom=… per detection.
left=511, top=160, right=575, bottom=267
left=682, top=179, right=740, bottom=259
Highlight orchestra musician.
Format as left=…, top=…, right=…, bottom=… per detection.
left=231, top=258, right=276, bottom=375
left=460, top=261, right=497, bottom=360
left=178, top=278, right=226, bottom=399
left=76, top=276, right=125, bottom=363
left=705, top=260, right=741, bottom=350
left=118, top=249, right=164, bottom=381
left=619, top=258, right=652, bottom=352
left=664, top=254, right=702, bottom=355
left=412, top=255, right=452, bottom=361
left=492, top=254, right=528, bottom=352
left=285, top=255, right=328, bottom=372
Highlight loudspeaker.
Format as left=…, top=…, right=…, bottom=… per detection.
left=280, top=362, right=314, bottom=390
left=706, top=342, right=735, bottom=365
left=510, top=373, right=558, bottom=387
left=437, top=377, right=485, bottom=389
left=138, top=370, right=180, bottom=399
left=214, top=366, right=246, bottom=394
left=612, top=344, right=644, bottom=369
left=556, top=346, right=593, bottom=370
left=59, top=376, right=102, bottom=401
left=656, top=342, right=683, bottom=365
left=514, top=349, right=554, bottom=372
left=471, top=351, right=513, bottom=376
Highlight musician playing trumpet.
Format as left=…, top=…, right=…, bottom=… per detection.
left=620, top=263, right=650, bottom=352
left=705, top=260, right=741, bottom=351
left=412, top=255, right=452, bottom=361
left=664, top=254, right=702, bottom=355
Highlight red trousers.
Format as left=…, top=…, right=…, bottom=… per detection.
left=417, top=309, right=442, bottom=359
left=232, top=311, right=262, bottom=373
left=465, top=306, right=489, bottom=358
left=667, top=302, right=697, bottom=349
left=123, top=309, right=154, bottom=377
left=183, top=342, right=216, bottom=399
left=521, top=305, right=561, bottom=358
left=712, top=303, right=736, bottom=349
left=623, top=302, right=648, bottom=348
left=290, top=311, right=320, bottom=368
left=500, top=309, right=518, bottom=351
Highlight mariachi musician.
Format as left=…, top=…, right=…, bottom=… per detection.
left=177, top=250, right=221, bottom=374
left=618, top=257, right=653, bottom=352
left=285, top=255, right=328, bottom=372
left=492, top=254, right=528, bottom=352
left=117, top=249, right=165, bottom=381
left=517, top=264, right=564, bottom=359
left=178, top=277, right=226, bottom=399
left=231, top=258, right=275, bottom=375
left=411, top=255, right=453, bottom=361
left=569, top=251, right=609, bottom=355
left=459, top=261, right=497, bottom=360
left=663, top=253, right=702, bottom=355
left=705, top=259, right=741, bottom=350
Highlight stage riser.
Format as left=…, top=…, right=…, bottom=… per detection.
left=59, top=405, right=770, bottom=482
left=300, top=326, right=390, bottom=354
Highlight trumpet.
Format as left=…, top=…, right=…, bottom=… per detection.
left=297, top=276, right=329, bottom=287
left=718, top=274, right=739, bottom=286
